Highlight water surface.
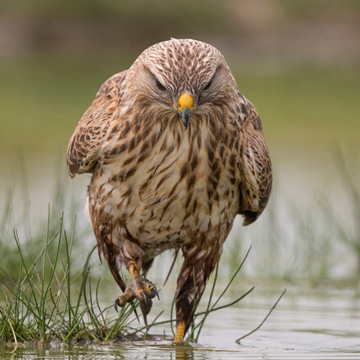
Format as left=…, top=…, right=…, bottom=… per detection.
left=1, top=286, right=359, bottom=359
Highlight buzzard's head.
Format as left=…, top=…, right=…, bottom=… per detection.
left=126, top=38, right=238, bottom=129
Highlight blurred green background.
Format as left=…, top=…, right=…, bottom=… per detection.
left=1, top=0, right=360, bottom=281
left=1, top=0, right=360, bottom=155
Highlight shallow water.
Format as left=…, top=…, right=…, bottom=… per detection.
left=1, top=286, right=359, bottom=359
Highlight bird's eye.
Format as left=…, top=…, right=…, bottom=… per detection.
left=155, top=78, right=167, bottom=91
left=203, top=79, right=212, bottom=91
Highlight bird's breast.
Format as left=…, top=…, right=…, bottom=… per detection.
left=89, top=121, right=239, bottom=252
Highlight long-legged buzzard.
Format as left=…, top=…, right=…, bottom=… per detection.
left=67, top=38, right=272, bottom=343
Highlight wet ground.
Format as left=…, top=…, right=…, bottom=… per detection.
left=1, top=285, right=359, bottom=359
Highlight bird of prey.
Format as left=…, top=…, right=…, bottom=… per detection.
left=67, top=38, right=272, bottom=343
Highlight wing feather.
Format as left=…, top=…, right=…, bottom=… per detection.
left=66, top=71, right=127, bottom=178
left=238, top=99, right=272, bottom=225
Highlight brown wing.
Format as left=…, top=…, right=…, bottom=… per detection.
left=238, top=99, right=272, bottom=226
left=66, top=71, right=127, bottom=178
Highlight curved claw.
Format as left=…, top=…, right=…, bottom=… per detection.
left=113, top=277, right=159, bottom=330
left=153, top=287, right=160, bottom=300
left=143, top=315, right=149, bottom=331
left=114, top=298, right=119, bottom=313
left=145, top=283, right=160, bottom=300
left=140, top=290, right=148, bottom=305
left=142, top=307, right=149, bottom=330
left=140, top=299, right=153, bottom=331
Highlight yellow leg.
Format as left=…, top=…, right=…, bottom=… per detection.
left=128, top=260, right=140, bottom=279
left=114, top=259, right=158, bottom=311
left=174, top=321, right=186, bottom=343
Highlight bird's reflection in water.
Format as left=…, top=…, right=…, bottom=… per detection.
left=173, top=345, right=194, bottom=360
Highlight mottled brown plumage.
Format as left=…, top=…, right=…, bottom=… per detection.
left=67, top=38, right=272, bottom=342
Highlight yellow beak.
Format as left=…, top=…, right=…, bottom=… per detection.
left=178, top=93, right=194, bottom=111
left=177, top=93, right=194, bottom=129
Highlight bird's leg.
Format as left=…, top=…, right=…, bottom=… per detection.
left=174, top=320, right=187, bottom=344
left=114, top=259, right=159, bottom=328
left=174, top=265, right=202, bottom=344
left=173, top=245, right=221, bottom=343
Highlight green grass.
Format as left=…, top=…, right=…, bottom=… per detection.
left=0, top=214, right=139, bottom=347
left=0, top=208, right=263, bottom=347
left=0, top=166, right=142, bottom=346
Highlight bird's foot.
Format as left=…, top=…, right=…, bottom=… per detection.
left=114, top=277, right=159, bottom=329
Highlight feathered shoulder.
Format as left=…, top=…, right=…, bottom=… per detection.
left=66, top=71, right=127, bottom=178
left=238, top=98, right=272, bottom=225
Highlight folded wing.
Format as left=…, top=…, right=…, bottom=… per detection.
left=238, top=99, right=272, bottom=225
left=66, top=71, right=127, bottom=178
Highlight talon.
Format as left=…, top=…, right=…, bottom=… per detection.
left=153, top=287, right=160, bottom=300
left=114, top=298, right=119, bottom=312
left=145, top=283, right=160, bottom=300
left=143, top=314, right=149, bottom=330
left=113, top=276, right=158, bottom=328
left=140, top=298, right=153, bottom=331
left=140, top=290, right=148, bottom=305
left=114, top=295, right=128, bottom=312
left=143, top=314, right=150, bottom=331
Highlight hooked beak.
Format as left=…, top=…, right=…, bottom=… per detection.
left=178, top=107, right=192, bottom=129
left=177, top=93, right=194, bottom=130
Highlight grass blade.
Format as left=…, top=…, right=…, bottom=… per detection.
left=235, top=288, right=287, bottom=344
